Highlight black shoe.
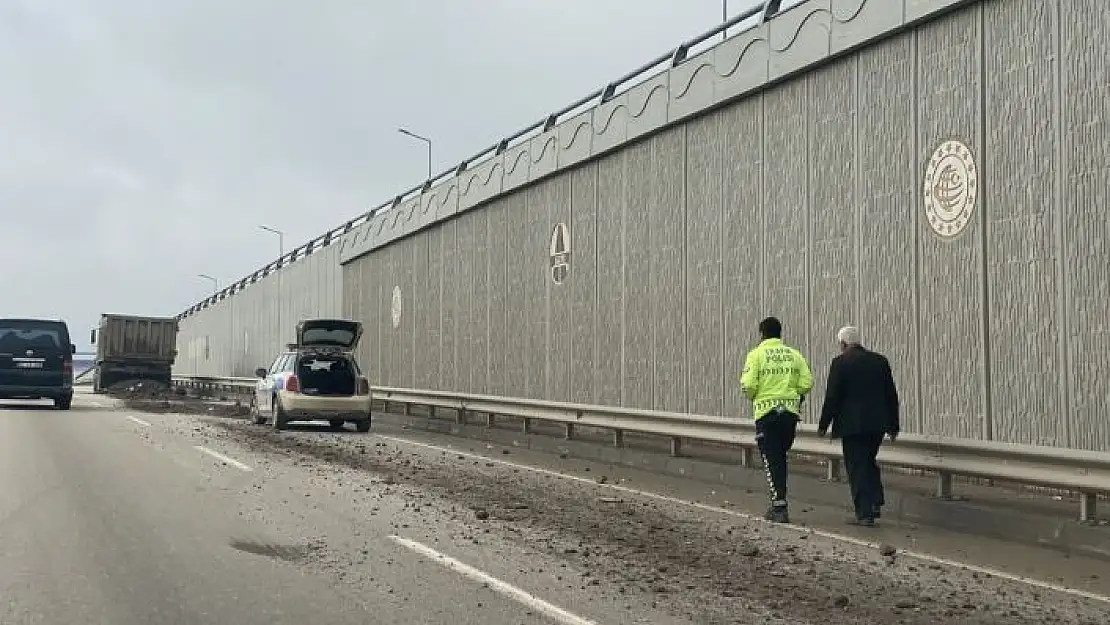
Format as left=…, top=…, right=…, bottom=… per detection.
left=846, top=516, right=875, bottom=527
left=765, top=506, right=790, bottom=524
left=872, top=505, right=882, bottom=519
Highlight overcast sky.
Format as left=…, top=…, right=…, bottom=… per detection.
left=0, top=0, right=771, bottom=349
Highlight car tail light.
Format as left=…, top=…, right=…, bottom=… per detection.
left=356, top=377, right=370, bottom=395
left=63, top=360, right=72, bottom=378
left=286, top=374, right=300, bottom=393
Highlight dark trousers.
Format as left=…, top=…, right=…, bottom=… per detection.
left=755, top=409, right=799, bottom=507
left=842, top=433, right=885, bottom=519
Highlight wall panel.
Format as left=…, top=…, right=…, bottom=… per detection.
left=546, top=174, right=573, bottom=402
left=456, top=214, right=476, bottom=393
left=569, top=165, right=599, bottom=406
left=855, top=35, right=921, bottom=433
left=762, top=79, right=810, bottom=419
left=915, top=8, right=985, bottom=439
left=622, top=140, right=654, bottom=410
left=523, top=185, right=549, bottom=400
left=1061, top=1, right=1110, bottom=451
left=984, top=0, right=1061, bottom=446
left=650, top=128, right=688, bottom=413
left=805, top=57, right=859, bottom=420
left=487, top=199, right=509, bottom=397
left=504, top=193, right=529, bottom=398
left=721, top=98, right=766, bottom=420
left=595, top=153, right=626, bottom=407
left=685, top=113, right=724, bottom=417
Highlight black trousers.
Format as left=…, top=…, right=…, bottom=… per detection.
left=755, top=409, right=799, bottom=507
left=842, top=433, right=885, bottom=519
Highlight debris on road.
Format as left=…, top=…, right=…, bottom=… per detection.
left=155, top=415, right=1110, bottom=625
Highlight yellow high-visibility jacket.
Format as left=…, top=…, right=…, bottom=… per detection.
left=740, top=338, right=814, bottom=420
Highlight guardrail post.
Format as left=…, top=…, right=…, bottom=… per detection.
left=522, top=418, right=532, bottom=434
left=613, top=429, right=624, bottom=448
left=403, top=403, right=412, bottom=416
left=456, top=408, right=467, bottom=425
left=564, top=423, right=574, bottom=440
left=486, top=413, right=495, bottom=427
left=1080, top=493, right=1097, bottom=522
left=739, top=447, right=754, bottom=468
left=670, top=437, right=682, bottom=457
left=429, top=405, right=437, bottom=417
left=936, top=472, right=953, bottom=499
left=825, top=458, right=842, bottom=482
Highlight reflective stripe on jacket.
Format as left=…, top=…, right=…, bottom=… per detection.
left=740, top=338, right=814, bottom=421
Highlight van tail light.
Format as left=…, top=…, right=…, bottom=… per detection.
left=63, top=360, right=73, bottom=378
left=285, top=374, right=300, bottom=393
left=356, top=377, right=370, bottom=395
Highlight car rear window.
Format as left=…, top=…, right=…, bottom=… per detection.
left=0, top=321, right=66, bottom=351
left=302, top=327, right=356, bottom=346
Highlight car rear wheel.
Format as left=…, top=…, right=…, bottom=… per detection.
left=354, top=418, right=371, bottom=433
left=328, top=419, right=345, bottom=430
left=54, top=394, right=72, bottom=411
left=271, top=397, right=289, bottom=431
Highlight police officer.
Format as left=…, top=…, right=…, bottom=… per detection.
left=741, top=316, right=813, bottom=523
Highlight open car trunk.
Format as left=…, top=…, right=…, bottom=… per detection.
left=295, top=353, right=356, bottom=396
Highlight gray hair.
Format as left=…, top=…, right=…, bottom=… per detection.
left=837, top=326, right=861, bottom=345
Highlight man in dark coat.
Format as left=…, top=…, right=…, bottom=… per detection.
left=818, top=326, right=900, bottom=526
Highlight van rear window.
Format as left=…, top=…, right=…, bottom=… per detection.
left=0, top=322, right=64, bottom=350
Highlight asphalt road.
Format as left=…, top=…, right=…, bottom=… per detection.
left=0, top=395, right=634, bottom=625
left=2, top=391, right=1109, bottom=625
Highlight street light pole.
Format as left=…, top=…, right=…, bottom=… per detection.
left=197, top=274, right=218, bottom=295
left=258, top=225, right=285, bottom=347
left=722, top=0, right=729, bottom=41
left=398, top=127, right=433, bottom=180
left=259, top=225, right=284, bottom=259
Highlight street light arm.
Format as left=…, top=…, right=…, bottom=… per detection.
left=398, top=127, right=431, bottom=144
left=197, top=274, right=218, bottom=294
left=398, top=127, right=433, bottom=179
left=259, top=225, right=285, bottom=258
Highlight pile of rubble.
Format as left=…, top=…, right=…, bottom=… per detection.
left=110, top=379, right=250, bottom=418
left=105, top=379, right=175, bottom=399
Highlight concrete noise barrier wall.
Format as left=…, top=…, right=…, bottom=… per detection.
left=177, top=0, right=1110, bottom=452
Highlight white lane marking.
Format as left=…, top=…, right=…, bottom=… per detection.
left=193, top=446, right=253, bottom=472
left=389, top=535, right=600, bottom=625
left=126, top=416, right=152, bottom=427
left=378, top=434, right=1110, bottom=605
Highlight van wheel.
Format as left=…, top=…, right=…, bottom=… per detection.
left=329, top=419, right=345, bottom=430
left=354, top=418, right=371, bottom=433
left=272, top=398, right=288, bottom=431
left=55, top=394, right=72, bottom=411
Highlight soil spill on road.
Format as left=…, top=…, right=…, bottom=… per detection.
left=190, top=417, right=1108, bottom=625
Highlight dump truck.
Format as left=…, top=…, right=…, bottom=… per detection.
left=89, top=314, right=179, bottom=393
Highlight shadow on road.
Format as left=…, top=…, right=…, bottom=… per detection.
left=0, top=401, right=58, bottom=412
left=260, top=422, right=367, bottom=435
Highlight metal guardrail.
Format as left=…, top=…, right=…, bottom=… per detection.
left=175, top=1, right=789, bottom=322
left=173, top=375, right=255, bottom=397
left=171, top=375, right=1110, bottom=522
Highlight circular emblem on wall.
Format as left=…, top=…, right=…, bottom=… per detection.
left=549, top=222, right=571, bottom=285
left=390, top=286, right=402, bottom=329
left=923, top=139, right=978, bottom=239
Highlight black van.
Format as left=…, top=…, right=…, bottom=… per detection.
left=0, top=318, right=76, bottom=410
